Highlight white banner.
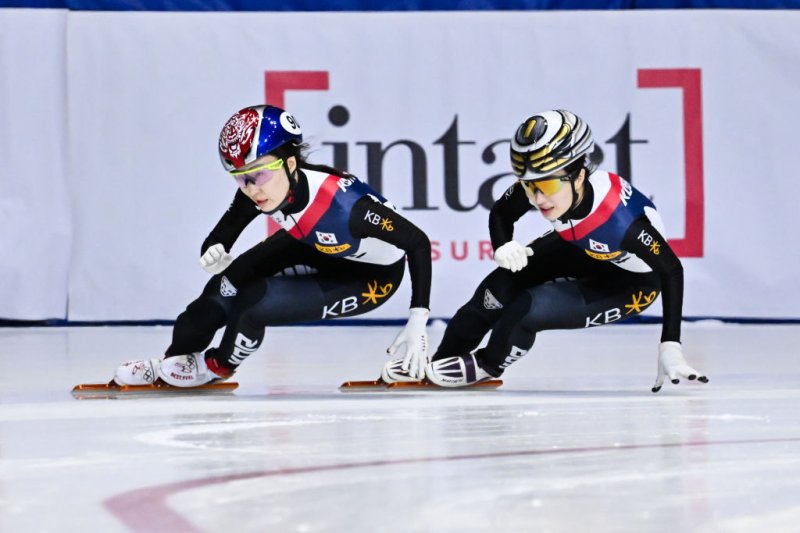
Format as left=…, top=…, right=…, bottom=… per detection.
left=0, top=9, right=70, bottom=320
left=7, top=9, right=800, bottom=320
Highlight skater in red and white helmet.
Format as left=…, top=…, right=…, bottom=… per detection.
left=114, top=105, right=432, bottom=387
left=425, top=110, right=708, bottom=392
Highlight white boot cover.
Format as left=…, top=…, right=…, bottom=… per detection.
left=381, top=358, right=422, bottom=383
left=425, top=353, right=492, bottom=388
left=114, top=358, right=161, bottom=386
left=158, top=354, right=223, bottom=388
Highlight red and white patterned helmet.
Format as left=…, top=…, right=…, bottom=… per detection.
left=218, top=105, right=303, bottom=172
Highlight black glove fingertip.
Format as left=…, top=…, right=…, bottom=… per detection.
left=688, top=374, right=697, bottom=380
left=671, top=379, right=679, bottom=384
left=698, top=376, right=709, bottom=383
left=651, top=386, right=661, bottom=393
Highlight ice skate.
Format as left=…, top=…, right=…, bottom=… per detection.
left=341, top=353, right=503, bottom=392
left=380, top=358, right=424, bottom=384
left=113, top=358, right=161, bottom=386
left=73, top=354, right=237, bottom=398
left=425, top=353, right=493, bottom=388
left=158, top=353, right=230, bottom=388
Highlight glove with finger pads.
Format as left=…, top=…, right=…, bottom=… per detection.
left=199, top=243, right=234, bottom=275
left=386, top=308, right=430, bottom=380
left=652, top=341, right=709, bottom=393
left=493, top=241, right=534, bottom=272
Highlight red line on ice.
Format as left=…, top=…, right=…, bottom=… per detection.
left=104, top=436, right=800, bottom=532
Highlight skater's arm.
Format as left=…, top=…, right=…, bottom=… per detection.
left=521, top=230, right=584, bottom=277
left=623, top=219, right=708, bottom=393
left=200, top=189, right=262, bottom=255
left=529, top=230, right=570, bottom=256
left=228, top=229, right=303, bottom=280
left=352, top=197, right=431, bottom=381
left=621, top=217, right=684, bottom=342
left=489, top=182, right=534, bottom=250
left=350, top=197, right=431, bottom=310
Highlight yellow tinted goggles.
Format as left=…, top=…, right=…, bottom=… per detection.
left=520, top=177, right=566, bottom=196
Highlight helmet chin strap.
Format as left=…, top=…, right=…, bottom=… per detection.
left=260, top=160, right=298, bottom=215
left=557, top=170, right=586, bottom=242
left=558, top=177, right=581, bottom=224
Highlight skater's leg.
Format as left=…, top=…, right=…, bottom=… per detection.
left=165, top=276, right=235, bottom=356
left=114, top=276, right=232, bottom=386
left=115, top=239, right=313, bottom=386
left=427, top=275, right=659, bottom=386
left=165, top=236, right=317, bottom=356
left=479, top=276, right=661, bottom=376
left=432, top=268, right=525, bottom=361
left=207, top=262, right=405, bottom=374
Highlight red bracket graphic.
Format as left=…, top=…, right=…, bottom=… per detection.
left=638, top=68, right=704, bottom=257
left=265, top=71, right=329, bottom=109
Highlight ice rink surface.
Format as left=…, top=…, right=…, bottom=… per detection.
left=0, top=322, right=798, bottom=533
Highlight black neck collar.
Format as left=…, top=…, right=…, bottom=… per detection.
left=279, top=168, right=309, bottom=215
left=558, top=179, right=594, bottom=223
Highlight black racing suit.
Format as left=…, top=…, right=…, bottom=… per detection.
left=433, top=171, right=683, bottom=377
left=166, top=164, right=431, bottom=375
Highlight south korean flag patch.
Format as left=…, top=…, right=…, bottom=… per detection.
left=589, top=239, right=610, bottom=253
left=316, top=231, right=338, bottom=245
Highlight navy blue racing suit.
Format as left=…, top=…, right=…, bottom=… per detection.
left=433, top=170, right=682, bottom=377
left=167, top=164, right=431, bottom=374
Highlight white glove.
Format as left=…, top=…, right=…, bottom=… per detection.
left=494, top=241, right=534, bottom=272
left=387, top=307, right=430, bottom=380
left=652, top=341, right=709, bottom=393
left=199, top=243, right=234, bottom=275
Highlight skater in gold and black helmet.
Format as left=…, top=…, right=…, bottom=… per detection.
left=426, top=110, right=708, bottom=392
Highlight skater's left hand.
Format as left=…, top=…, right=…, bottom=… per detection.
left=652, top=341, right=709, bottom=393
left=387, top=308, right=430, bottom=380
left=200, top=243, right=234, bottom=275
left=494, top=240, right=534, bottom=272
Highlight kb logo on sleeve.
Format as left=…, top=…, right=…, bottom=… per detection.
left=638, top=230, right=661, bottom=255
left=364, top=210, right=394, bottom=231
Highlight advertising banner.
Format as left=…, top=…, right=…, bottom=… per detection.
left=7, top=9, right=800, bottom=320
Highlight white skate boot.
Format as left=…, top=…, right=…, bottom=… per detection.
left=158, top=353, right=228, bottom=388
left=381, top=358, right=423, bottom=383
left=114, top=358, right=161, bottom=386
left=425, top=353, right=493, bottom=388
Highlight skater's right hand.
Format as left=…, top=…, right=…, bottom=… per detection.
left=493, top=241, right=533, bottom=272
left=200, top=243, right=234, bottom=274
left=652, top=341, right=709, bottom=393
left=387, top=308, right=430, bottom=380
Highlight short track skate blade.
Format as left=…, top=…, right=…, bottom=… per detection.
left=338, top=379, right=503, bottom=392
left=71, top=379, right=239, bottom=399
left=338, top=380, right=387, bottom=391
left=387, top=379, right=503, bottom=391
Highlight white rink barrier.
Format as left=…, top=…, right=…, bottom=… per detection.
left=2, top=9, right=800, bottom=321
left=0, top=9, right=70, bottom=320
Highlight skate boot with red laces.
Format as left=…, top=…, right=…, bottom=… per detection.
left=158, top=353, right=234, bottom=388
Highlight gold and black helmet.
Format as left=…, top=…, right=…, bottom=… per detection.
left=510, top=110, right=593, bottom=180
